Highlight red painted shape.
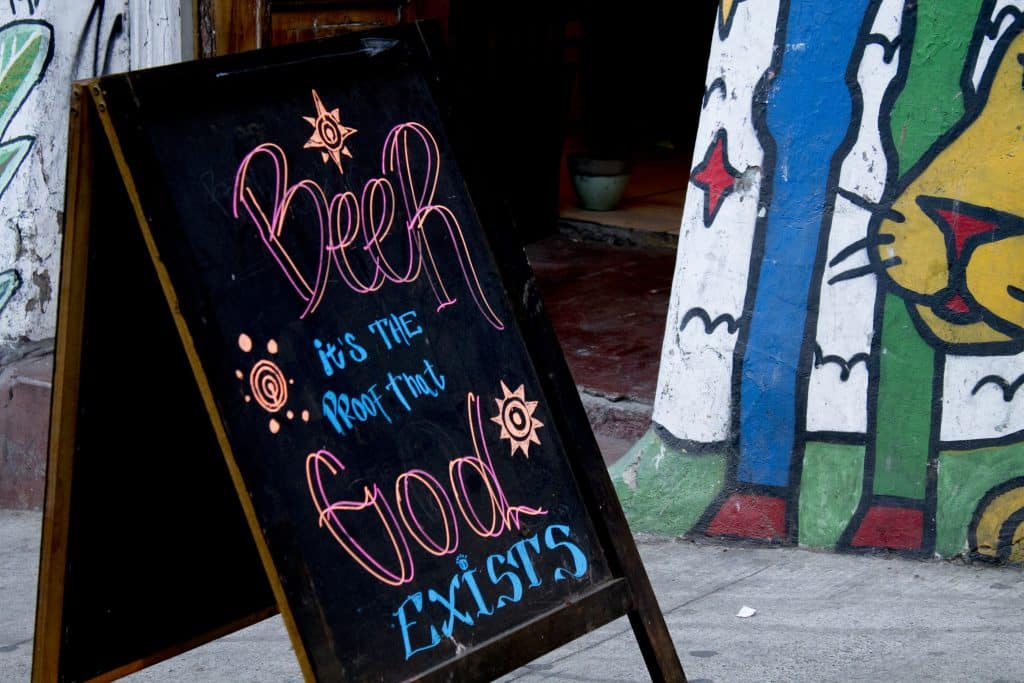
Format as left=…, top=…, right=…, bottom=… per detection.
left=935, top=208, right=997, bottom=257
left=691, top=134, right=738, bottom=223
left=944, top=293, right=970, bottom=313
left=849, top=506, right=923, bottom=550
left=705, top=493, right=787, bottom=540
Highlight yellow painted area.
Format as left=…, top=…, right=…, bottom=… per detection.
left=973, top=485, right=1024, bottom=559
left=879, top=31, right=1024, bottom=347
left=914, top=304, right=1012, bottom=346
left=967, top=235, right=1024, bottom=330
left=1011, top=523, right=1024, bottom=564
left=721, top=0, right=736, bottom=28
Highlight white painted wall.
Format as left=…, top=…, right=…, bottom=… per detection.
left=0, top=0, right=184, bottom=349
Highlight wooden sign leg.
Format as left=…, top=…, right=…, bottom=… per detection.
left=31, top=81, right=93, bottom=683
left=500, top=231, right=687, bottom=682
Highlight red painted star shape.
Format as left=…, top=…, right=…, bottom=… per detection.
left=691, top=129, right=740, bottom=227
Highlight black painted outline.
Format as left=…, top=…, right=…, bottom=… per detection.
left=864, top=33, right=901, bottom=64
left=653, top=422, right=730, bottom=456
left=666, top=1, right=1024, bottom=553
left=972, top=373, right=1024, bottom=401
left=703, top=77, right=728, bottom=108
left=690, top=0, right=791, bottom=542
left=717, top=0, right=748, bottom=41
left=689, top=128, right=741, bottom=228
left=842, top=3, right=1024, bottom=558
left=865, top=6, right=1024, bottom=354
left=812, top=344, right=869, bottom=382
left=8, top=0, right=38, bottom=15
left=989, top=5, right=1024, bottom=39
left=907, top=195, right=1024, bottom=343
left=803, top=431, right=867, bottom=446
left=680, top=307, right=740, bottom=335
left=967, top=475, right=1024, bottom=563
left=941, top=428, right=1024, bottom=451
left=785, top=0, right=894, bottom=547
left=73, top=1, right=124, bottom=79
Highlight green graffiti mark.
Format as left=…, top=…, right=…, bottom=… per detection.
left=798, top=442, right=865, bottom=548
left=871, top=298, right=934, bottom=499
left=610, top=430, right=726, bottom=535
left=0, top=20, right=53, bottom=318
left=0, top=20, right=52, bottom=198
left=0, top=268, right=21, bottom=313
left=869, top=1, right=985, bottom=504
left=0, top=21, right=53, bottom=135
left=888, top=1, right=985, bottom=176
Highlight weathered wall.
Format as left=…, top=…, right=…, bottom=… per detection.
left=0, top=0, right=184, bottom=349
left=0, top=0, right=183, bottom=510
left=614, top=0, right=1024, bottom=563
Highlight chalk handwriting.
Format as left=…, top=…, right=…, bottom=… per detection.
left=233, top=121, right=505, bottom=329
left=368, top=309, right=423, bottom=350
left=384, top=358, right=446, bottom=412
left=393, top=525, right=589, bottom=659
left=314, top=333, right=368, bottom=376
left=306, top=392, right=546, bottom=586
left=322, top=384, right=391, bottom=435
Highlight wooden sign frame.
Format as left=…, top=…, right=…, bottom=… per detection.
left=33, top=25, right=685, bottom=683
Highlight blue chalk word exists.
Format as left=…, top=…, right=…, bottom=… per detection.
left=393, top=524, right=589, bottom=660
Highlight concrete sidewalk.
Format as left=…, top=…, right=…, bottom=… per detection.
left=3, top=510, right=1023, bottom=682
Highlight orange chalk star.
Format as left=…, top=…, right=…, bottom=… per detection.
left=303, top=89, right=356, bottom=174
left=491, top=381, right=544, bottom=457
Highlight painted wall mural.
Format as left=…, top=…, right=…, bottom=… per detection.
left=0, top=0, right=180, bottom=343
left=0, top=17, right=51, bottom=318
left=616, top=0, right=1024, bottom=562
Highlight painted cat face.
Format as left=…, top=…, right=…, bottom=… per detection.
left=874, top=30, right=1024, bottom=352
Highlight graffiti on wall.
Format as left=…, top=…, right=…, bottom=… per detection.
left=0, top=267, right=19, bottom=311
left=8, top=1, right=40, bottom=15
left=624, top=0, right=1024, bottom=562
left=0, top=16, right=51, bottom=316
left=73, top=0, right=123, bottom=79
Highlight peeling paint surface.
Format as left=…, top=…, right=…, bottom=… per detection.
left=0, top=0, right=181, bottom=345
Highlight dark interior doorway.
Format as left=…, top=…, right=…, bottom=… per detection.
left=198, top=0, right=720, bottom=461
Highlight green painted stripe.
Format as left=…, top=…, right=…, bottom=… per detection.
left=888, top=1, right=985, bottom=175
left=799, top=442, right=865, bottom=548
left=871, top=1, right=985, bottom=500
left=872, top=296, right=934, bottom=499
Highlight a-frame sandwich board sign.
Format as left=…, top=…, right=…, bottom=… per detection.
left=32, top=24, right=686, bottom=683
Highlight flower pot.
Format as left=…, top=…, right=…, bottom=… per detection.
left=567, top=155, right=631, bottom=211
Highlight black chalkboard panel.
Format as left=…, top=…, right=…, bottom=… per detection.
left=38, top=96, right=276, bottom=683
left=35, top=25, right=684, bottom=683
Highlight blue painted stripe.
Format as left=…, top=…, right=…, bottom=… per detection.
left=738, top=3, right=871, bottom=486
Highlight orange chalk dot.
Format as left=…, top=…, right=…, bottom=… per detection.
left=269, top=418, right=281, bottom=434
left=287, top=410, right=295, bottom=420
left=235, top=369, right=244, bottom=379
left=267, top=339, right=279, bottom=354
left=244, top=395, right=251, bottom=403
left=301, top=410, right=310, bottom=422
left=238, top=333, right=253, bottom=352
